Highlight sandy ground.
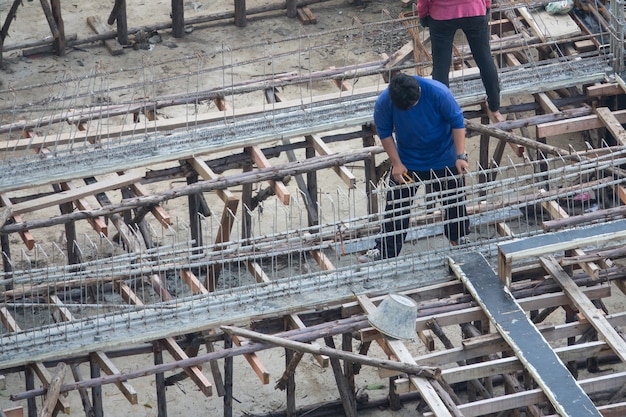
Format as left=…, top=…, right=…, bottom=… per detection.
left=1, top=1, right=624, bottom=416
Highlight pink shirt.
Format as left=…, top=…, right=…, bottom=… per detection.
left=417, top=0, right=490, bottom=20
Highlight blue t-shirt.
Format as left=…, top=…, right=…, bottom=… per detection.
left=373, top=77, right=465, bottom=171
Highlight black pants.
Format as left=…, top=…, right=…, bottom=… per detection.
left=429, top=15, right=501, bottom=112
left=374, top=167, right=470, bottom=259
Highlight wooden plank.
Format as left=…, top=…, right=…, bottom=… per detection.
left=86, top=15, right=123, bottom=56
left=541, top=199, right=600, bottom=279
left=128, top=181, right=172, bottom=227
left=536, top=109, right=626, bottom=137
left=534, top=92, right=559, bottom=115
left=328, top=66, right=351, bottom=92
left=60, top=181, right=108, bottom=236
left=180, top=270, right=209, bottom=295
left=286, top=314, right=329, bottom=368
left=9, top=172, right=143, bottom=215
left=383, top=41, right=416, bottom=71
left=356, top=295, right=453, bottom=417
left=595, top=107, right=626, bottom=146
left=161, top=336, right=213, bottom=396
left=0, top=194, right=35, bottom=250
left=574, top=39, right=596, bottom=53
left=91, top=352, right=138, bottom=404
left=247, top=145, right=290, bottom=205
left=296, top=6, right=316, bottom=24
left=418, top=372, right=626, bottom=417
left=449, top=252, right=601, bottom=417
left=3, top=407, right=23, bottom=417
left=307, top=135, right=356, bottom=188
left=189, top=157, right=236, bottom=203
left=230, top=335, right=271, bottom=384
left=518, top=7, right=581, bottom=42
left=498, top=219, right=626, bottom=285
left=586, top=82, right=626, bottom=97
left=540, top=256, right=626, bottom=363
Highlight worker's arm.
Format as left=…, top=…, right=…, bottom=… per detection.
left=380, top=136, right=407, bottom=183
left=452, top=127, right=469, bottom=174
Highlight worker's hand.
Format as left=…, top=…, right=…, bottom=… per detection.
left=419, top=17, right=429, bottom=28
left=456, top=159, right=469, bottom=175
left=391, top=163, right=409, bottom=184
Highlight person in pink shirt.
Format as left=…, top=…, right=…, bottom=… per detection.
left=417, top=0, right=502, bottom=120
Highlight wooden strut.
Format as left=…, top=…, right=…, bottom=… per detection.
left=221, top=326, right=441, bottom=379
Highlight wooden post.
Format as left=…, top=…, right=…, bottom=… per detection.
left=90, top=355, right=103, bottom=417
left=69, top=364, right=95, bottom=417
left=107, top=0, right=128, bottom=44
left=41, top=0, right=60, bottom=49
left=0, top=0, right=23, bottom=68
left=285, top=349, right=296, bottom=417
left=305, top=144, right=318, bottom=225
left=25, top=367, right=37, bottom=417
left=116, top=0, right=128, bottom=45
left=324, top=336, right=357, bottom=417
left=1, top=231, right=12, bottom=291
left=154, top=342, right=168, bottom=417
left=234, top=0, right=246, bottom=27
left=186, top=171, right=203, bottom=254
left=361, top=125, right=378, bottom=214
left=223, top=334, right=233, bottom=417
left=52, top=184, right=81, bottom=266
left=49, top=0, right=65, bottom=55
left=171, top=0, right=185, bottom=38
left=286, top=0, right=297, bottom=18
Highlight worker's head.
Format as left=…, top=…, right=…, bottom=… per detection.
left=389, top=73, right=421, bottom=111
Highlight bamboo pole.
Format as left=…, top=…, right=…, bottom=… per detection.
left=221, top=326, right=441, bottom=379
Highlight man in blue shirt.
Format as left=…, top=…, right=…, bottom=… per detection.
left=359, top=73, right=470, bottom=263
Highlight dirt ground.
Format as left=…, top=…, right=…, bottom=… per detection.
left=0, top=1, right=624, bottom=416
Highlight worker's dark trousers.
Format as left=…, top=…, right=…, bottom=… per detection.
left=373, top=167, right=470, bottom=259
left=429, top=15, right=501, bottom=112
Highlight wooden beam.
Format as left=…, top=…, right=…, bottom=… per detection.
left=540, top=256, right=626, bottom=363
left=91, top=352, right=138, bottom=404
left=128, top=181, right=172, bottom=227
left=189, top=157, right=237, bottom=204
left=307, top=135, right=356, bottom=188
left=536, top=109, right=626, bottom=138
left=498, top=219, right=626, bottom=286
left=86, top=15, right=123, bottom=56
left=60, top=181, right=108, bottom=236
left=39, top=362, right=66, bottom=417
left=0, top=194, right=34, bottom=250
left=541, top=199, right=600, bottom=279
left=595, top=107, right=626, bottom=146
left=221, top=325, right=440, bottom=378
left=9, top=172, right=143, bottom=216
left=247, top=145, right=290, bottom=205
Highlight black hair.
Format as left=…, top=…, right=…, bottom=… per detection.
left=388, top=73, right=421, bottom=111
